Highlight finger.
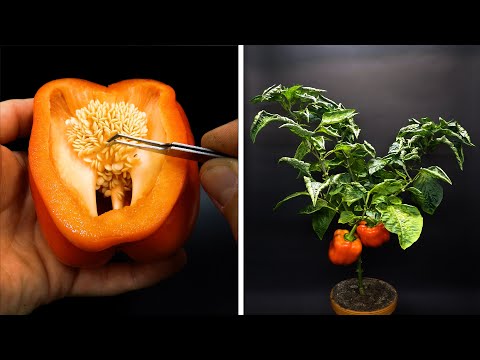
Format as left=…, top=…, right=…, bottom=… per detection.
left=0, top=99, right=34, bottom=145
left=69, top=249, right=186, bottom=297
left=201, top=119, right=238, bottom=157
left=200, top=158, right=238, bottom=241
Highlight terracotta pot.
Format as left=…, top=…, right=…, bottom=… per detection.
left=330, top=277, right=398, bottom=315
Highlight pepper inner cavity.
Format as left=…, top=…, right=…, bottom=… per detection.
left=65, top=100, right=148, bottom=211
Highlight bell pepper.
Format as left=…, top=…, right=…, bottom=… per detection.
left=328, top=229, right=362, bottom=265
left=356, top=221, right=390, bottom=247
left=29, top=78, right=200, bottom=268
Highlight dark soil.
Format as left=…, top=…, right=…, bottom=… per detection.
left=331, top=277, right=397, bottom=312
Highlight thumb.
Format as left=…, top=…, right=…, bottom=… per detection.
left=200, top=158, right=238, bottom=241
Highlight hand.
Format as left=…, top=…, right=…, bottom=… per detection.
left=200, top=120, right=238, bottom=241
left=0, top=99, right=186, bottom=315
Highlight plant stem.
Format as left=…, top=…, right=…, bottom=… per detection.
left=343, top=152, right=356, bottom=182
left=360, top=192, right=371, bottom=221
left=402, top=163, right=413, bottom=181
left=356, top=255, right=365, bottom=295
left=312, top=149, right=328, bottom=178
left=345, top=223, right=358, bottom=241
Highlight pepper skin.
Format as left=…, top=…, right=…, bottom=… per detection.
left=328, top=229, right=362, bottom=265
left=29, top=79, right=200, bottom=268
left=356, top=221, right=390, bottom=248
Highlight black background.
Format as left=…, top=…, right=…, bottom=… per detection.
left=1, top=45, right=238, bottom=315
left=245, top=45, right=480, bottom=315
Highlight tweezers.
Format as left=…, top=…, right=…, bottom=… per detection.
left=106, top=133, right=230, bottom=163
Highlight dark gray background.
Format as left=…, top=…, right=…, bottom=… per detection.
left=1, top=45, right=238, bottom=315
left=245, top=45, right=480, bottom=315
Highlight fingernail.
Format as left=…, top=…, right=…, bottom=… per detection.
left=200, top=161, right=238, bottom=209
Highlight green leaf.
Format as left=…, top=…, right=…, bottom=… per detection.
left=368, top=158, right=387, bottom=175
left=331, top=142, right=375, bottom=159
left=322, top=109, right=357, bottom=125
left=371, top=194, right=387, bottom=206
left=374, top=202, right=387, bottom=212
left=278, top=157, right=311, bottom=177
left=393, top=168, right=408, bottom=180
left=343, top=182, right=367, bottom=206
left=402, top=147, right=420, bottom=162
left=327, top=174, right=353, bottom=196
left=299, top=198, right=329, bottom=214
left=369, top=179, right=404, bottom=196
left=283, top=84, right=303, bottom=103
left=438, top=118, right=474, bottom=146
left=397, top=124, right=431, bottom=141
left=251, top=85, right=293, bottom=110
left=312, top=207, right=336, bottom=240
left=379, top=204, right=423, bottom=250
left=406, top=188, right=424, bottom=213
left=300, top=86, right=327, bottom=97
left=407, top=135, right=427, bottom=148
left=338, top=211, right=357, bottom=224
left=435, top=135, right=464, bottom=170
left=397, top=123, right=422, bottom=137
left=327, top=183, right=345, bottom=196
left=295, top=87, right=330, bottom=106
left=332, top=142, right=354, bottom=155
left=294, top=140, right=311, bottom=160
left=251, top=84, right=283, bottom=104
left=411, top=172, right=443, bottom=215
left=304, top=176, right=323, bottom=206
left=408, top=118, right=422, bottom=125
left=311, top=136, right=325, bottom=151
left=316, top=125, right=341, bottom=138
left=318, top=93, right=339, bottom=107
left=437, top=128, right=468, bottom=145
left=252, top=84, right=337, bottom=117
left=350, top=158, right=369, bottom=178
left=372, top=195, right=402, bottom=207
left=372, top=169, right=398, bottom=180
left=406, top=187, right=422, bottom=197
left=421, top=121, right=436, bottom=131
left=250, top=110, right=295, bottom=143
left=387, top=139, right=405, bottom=155
left=292, top=108, right=308, bottom=122
left=366, top=210, right=381, bottom=221
left=363, top=140, right=376, bottom=158
left=279, top=123, right=315, bottom=138
left=439, top=117, right=454, bottom=128
left=323, top=157, right=344, bottom=171
left=273, top=191, right=309, bottom=211
left=345, top=118, right=361, bottom=140
left=418, top=117, right=432, bottom=124
left=327, top=174, right=351, bottom=196
left=419, top=166, right=452, bottom=185
left=455, top=121, right=474, bottom=146
left=388, top=196, right=402, bottom=205
left=310, top=162, right=325, bottom=173
left=329, top=173, right=351, bottom=185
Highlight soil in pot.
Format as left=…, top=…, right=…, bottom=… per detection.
left=330, top=277, right=397, bottom=315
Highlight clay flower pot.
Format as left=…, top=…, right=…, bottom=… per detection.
left=330, top=277, right=398, bottom=315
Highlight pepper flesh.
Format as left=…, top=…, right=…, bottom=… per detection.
left=356, top=221, right=390, bottom=248
left=29, top=79, right=200, bottom=267
left=328, top=229, right=362, bottom=265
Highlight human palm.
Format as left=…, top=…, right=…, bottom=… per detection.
left=0, top=99, right=186, bottom=314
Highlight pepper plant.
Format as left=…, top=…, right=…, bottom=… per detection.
left=250, top=84, right=474, bottom=295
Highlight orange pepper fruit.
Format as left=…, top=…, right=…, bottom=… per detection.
left=29, top=79, right=200, bottom=267
left=328, top=229, right=362, bottom=265
left=356, top=220, right=390, bottom=248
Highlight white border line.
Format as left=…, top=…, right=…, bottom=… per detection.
left=238, top=45, right=244, bottom=315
